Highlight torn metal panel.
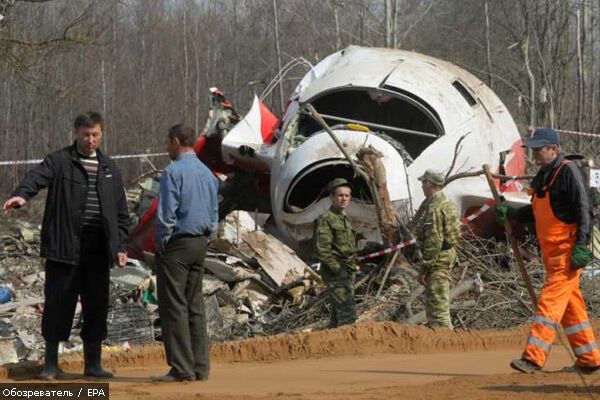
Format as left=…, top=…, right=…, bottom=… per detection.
left=231, top=279, right=273, bottom=318
left=231, top=279, right=273, bottom=303
left=215, top=287, right=237, bottom=307
left=137, top=176, right=161, bottom=218
left=205, top=295, right=229, bottom=341
left=14, top=221, right=39, bottom=243
left=10, top=306, right=42, bottom=361
left=204, top=254, right=261, bottom=283
left=219, top=210, right=268, bottom=245
left=285, top=280, right=314, bottom=303
left=21, top=274, right=38, bottom=286
left=238, top=231, right=307, bottom=287
left=0, top=337, right=18, bottom=365
left=203, top=274, right=227, bottom=296
left=110, top=262, right=152, bottom=295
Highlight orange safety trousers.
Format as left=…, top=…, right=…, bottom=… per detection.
left=523, top=160, right=600, bottom=368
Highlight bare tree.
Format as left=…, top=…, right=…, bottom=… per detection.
left=329, top=0, right=342, bottom=51
left=272, top=0, right=284, bottom=114
left=484, top=0, right=494, bottom=89
left=0, top=0, right=599, bottom=195
left=384, top=0, right=393, bottom=47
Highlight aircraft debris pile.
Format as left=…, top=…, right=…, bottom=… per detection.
left=2, top=187, right=600, bottom=364
left=0, top=220, right=45, bottom=363
left=257, top=233, right=600, bottom=334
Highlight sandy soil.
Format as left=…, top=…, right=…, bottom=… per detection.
left=3, top=322, right=600, bottom=399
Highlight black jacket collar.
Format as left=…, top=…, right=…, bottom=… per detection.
left=533, top=155, right=564, bottom=188
left=68, top=142, right=107, bottom=165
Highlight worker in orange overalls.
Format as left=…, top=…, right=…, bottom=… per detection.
left=496, top=127, right=599, bottom=374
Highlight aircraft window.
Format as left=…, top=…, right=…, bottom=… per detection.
left=301, top=88, right=441, bottom=159
left=285, top=162, right=371, bottom=212
left=452, top=80, right=477, bottom=107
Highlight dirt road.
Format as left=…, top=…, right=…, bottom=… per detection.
left=100, top=348, right=595, bottom=400
left=4, top=322, right=600, bottom=399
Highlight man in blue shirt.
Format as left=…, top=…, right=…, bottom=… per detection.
left=151, top=124, right=219, bottom=382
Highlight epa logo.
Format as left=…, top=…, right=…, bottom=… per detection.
left=88, top=388, right=107, bottom=397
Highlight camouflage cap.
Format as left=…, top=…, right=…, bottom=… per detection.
left=418, top=169, right=445, bottom=186
left=328, top=178, right=352, bottom=193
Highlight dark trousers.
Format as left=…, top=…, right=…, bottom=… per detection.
left=42, top=231, right=110, bottom=342
left=156, top=235, right=209, bottom=379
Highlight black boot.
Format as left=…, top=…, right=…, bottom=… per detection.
left=38, top=341, right=62, bottom=380
left=83, top=341, right=113, bottom=378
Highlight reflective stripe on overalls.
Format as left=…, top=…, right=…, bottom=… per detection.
left=522, top=160, right=600, bottom=368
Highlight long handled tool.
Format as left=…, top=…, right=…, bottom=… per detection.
left=484, top=165, right=597, bottom=399
left=482, top=164, right=537, bottom=307
left=466, top=164, right=594, bottom=399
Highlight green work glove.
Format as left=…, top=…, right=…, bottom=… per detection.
left=494, top=203, right=517, bottom=226
left=571, top=245, right=593, bottom=269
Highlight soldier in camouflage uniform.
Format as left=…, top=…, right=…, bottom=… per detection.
left=314, top=178, right=358, bottom=328
left=415, top=170, right=460, bottom=329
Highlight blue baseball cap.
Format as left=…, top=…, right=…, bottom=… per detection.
left=524, top=127, right=560, bottom=148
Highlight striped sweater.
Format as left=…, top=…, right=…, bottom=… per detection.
left=78, top=152, right=103, bottom=232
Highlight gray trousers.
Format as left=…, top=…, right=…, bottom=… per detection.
left=156, top=235, right=209, bottom=379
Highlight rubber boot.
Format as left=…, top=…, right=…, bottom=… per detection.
left=38, top=341, right=62, bottom=380
left=83, top=341, right=113, bottom=378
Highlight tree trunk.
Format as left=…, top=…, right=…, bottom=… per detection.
left=232, top=0, right=239, bottom=106
left=331, top=0, right=341, bottom=50
left=183, top=7, right=189, bottom=120
left=272, top=0, right=285, bottom=114
left=484, top=0, right=494, bottom=89
left=101, top=58, right=108, bottom=150
left=391, top=0, right=398, bottom=48
left=111, top=0, right=118, bottom=154
left=194, top=41, right=201, bottom=135
left=590, top=1, right=596, bottom=130
left=522, top=36, right=536, bottom=128
left=576, top=7, right=584, bottom=134
left=384, top=0, right=393, bottom=48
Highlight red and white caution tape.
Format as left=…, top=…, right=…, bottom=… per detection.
left=460, top=177, right=525, bottom=225
left=356, top=178, right=527, bottom=261
left=355, top=238, right=417, bottom=261
left=0, top=159, right=44, bottom=166
left=357, top=197, right=495, bottom=261
left=0, top=152, right=168, bottom=166
left=529, top=126, right=600, bottom=138
left=111, top=152, right=168, bottom=160
left=499, top=177, right=524, bottom=192
left=459, top=199, right=495, bottom=225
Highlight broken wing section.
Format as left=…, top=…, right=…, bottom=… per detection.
left=221, top=95, right=279, bottom=173
left=128, top=91, right=278, bottom=260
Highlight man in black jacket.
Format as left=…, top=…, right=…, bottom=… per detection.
left=2, top=112, right=130, bottom=379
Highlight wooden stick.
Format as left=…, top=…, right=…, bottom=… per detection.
left=375, top=249, right=400, bottom=299
left=482, top=164, right=537, bottom=307
left=444, top=170, right=535, bottom=186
